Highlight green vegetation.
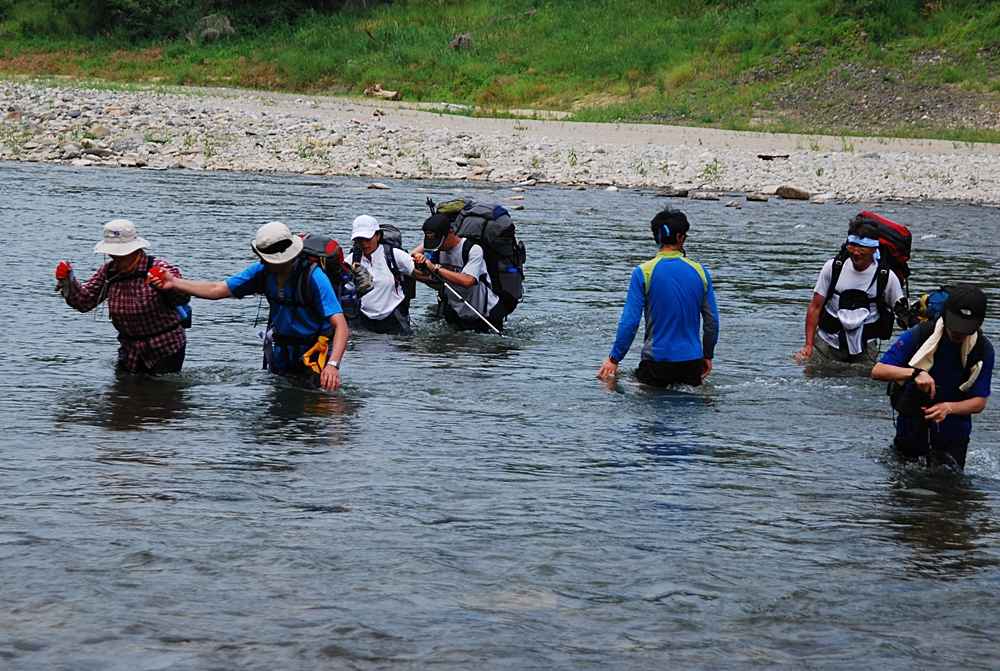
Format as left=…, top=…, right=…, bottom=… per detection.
left=3, top=0, right=1000, bottom=141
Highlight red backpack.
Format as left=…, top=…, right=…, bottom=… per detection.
left=852, top=211, right=912, bottom=291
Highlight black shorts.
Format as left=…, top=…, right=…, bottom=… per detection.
left=635, top=359, right=704, bottom=388
left=356, top=302, right=412, bottom=335
left=445, top=303, right=506, bottom=334
left=893, top=434, right=971, bottom=470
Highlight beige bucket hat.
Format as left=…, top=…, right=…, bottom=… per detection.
left=93, top=219, right=151, bottom=256
left=251, top=221, right=303, bottom=264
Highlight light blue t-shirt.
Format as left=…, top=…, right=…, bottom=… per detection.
left=226, top=261, right=342, bottom=340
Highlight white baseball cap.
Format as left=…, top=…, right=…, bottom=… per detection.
left=93, top=219, right=150, bottom=256
left=251, top=221, right=303, bottom=264
left=351, top=214, right=381, bottom=240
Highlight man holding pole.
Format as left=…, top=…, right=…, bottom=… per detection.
left=411, top=214, right=506, bottom=334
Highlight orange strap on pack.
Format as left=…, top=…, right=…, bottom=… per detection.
left=302, top=336, right=330, bottom=374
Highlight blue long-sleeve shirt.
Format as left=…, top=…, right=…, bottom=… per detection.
left=609, top=251, right=719, bottom=364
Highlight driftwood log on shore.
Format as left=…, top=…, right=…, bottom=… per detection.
left=364, top=83, right=401, bottom=101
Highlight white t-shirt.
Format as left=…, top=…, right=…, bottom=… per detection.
left=346, top=246, right=414, bottom=320
left=435, top=239, right=500, bottom=320
left=813, top=258, right=903, bottom=348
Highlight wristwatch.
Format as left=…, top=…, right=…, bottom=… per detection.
left=909, top=368, right=921, bottom=381
left=328, top=360, right=341, bottom=370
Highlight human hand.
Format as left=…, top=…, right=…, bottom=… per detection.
left=924, top=402, right=952, bottom=424
left=914, top=370, right=936, bottom=400
left=146, top=266, right=175, bottom=290
left=55, top=261, right=73, bottom=280
left=596, top=357, right=619, bottom=379
left=794, top=344, right=812, bottom=362
left=701, top=359, right=713, bottom=380
left=320, top=364, right=340, bottom=391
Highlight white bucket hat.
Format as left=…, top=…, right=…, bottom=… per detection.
left=251, top=221, right=303, bottom=264
left=93, top=219, right=150, bottom=256
left=351, top=214, right=381, bottom=240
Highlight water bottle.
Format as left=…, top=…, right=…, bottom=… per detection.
left=341, top=280, right=360, bottom=320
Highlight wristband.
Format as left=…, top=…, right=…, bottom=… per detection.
left=608, top=355, right=619, bottom=365
left=328, top=360, right=341, bottom=370
left=910, top=368, right=922, bottom=382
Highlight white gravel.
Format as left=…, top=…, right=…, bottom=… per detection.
left=3, top=78, right=1000, bottom=204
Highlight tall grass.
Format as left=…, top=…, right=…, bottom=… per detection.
left=2, top=0, right=1000, bottom=140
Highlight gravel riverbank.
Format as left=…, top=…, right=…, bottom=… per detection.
left=4, top=79, right=1000, bottom=204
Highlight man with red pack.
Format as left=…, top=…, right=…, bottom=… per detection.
left=55, top=219, right=191, bottom=375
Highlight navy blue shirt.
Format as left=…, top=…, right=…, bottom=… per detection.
left=880, top=325, right=994, bottom=446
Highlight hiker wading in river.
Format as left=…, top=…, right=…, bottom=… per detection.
left=149, top=222, right=348, bottom=391
left=56, top=219, right=190, bottom=375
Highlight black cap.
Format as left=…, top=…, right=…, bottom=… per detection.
left=422, top=214, right=452, bottom=251
left=943, top=285, right=987, bottom=335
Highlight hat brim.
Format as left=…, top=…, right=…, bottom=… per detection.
left=94, top=236, right=150, bottom=256
left=944, top=308, right=982, bottom=336
left=422, top=233, right=444, bottom=251
left=351, top=227, right=380, bottom=240
left=252, top=234, right=304, bottom=264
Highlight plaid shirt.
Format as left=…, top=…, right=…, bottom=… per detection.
left=66, top=252, right=189, bottom=373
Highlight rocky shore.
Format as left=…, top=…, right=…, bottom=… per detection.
left=3, top=79, right=1000, bottom=204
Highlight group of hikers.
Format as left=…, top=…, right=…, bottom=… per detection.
left=56, top=202, right=993, bottom=472
left=592, top=206, right=993, bottom=472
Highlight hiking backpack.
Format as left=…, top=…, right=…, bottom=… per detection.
left=428, top=197, right=526, bottom=315
left=296, top=233, right=353, bottom=307
left=894, top=285, right=954, bottom=330
left=852, top=211, right=912, bottom=292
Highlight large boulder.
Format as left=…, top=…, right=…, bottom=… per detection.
left=776, top=184, right=810, bottom=200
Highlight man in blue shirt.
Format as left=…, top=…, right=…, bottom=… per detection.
left=150, top=222, right=349, bottom=391
left=597, top=207, right=720, bottom=387
left=872, top=285, right=994, bottom=469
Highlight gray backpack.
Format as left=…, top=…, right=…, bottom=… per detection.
left=451, top=202, right=526, bottom=315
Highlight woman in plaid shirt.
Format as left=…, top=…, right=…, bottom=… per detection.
left=55, top=219, right=190, bottom=375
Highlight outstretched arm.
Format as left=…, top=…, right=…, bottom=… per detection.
left=149, top=270, right=233, bottom=300
left=795, top=292, right=826, bottom=361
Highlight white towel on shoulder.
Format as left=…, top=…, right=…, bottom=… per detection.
left=907, top=317, right=981, bottom=392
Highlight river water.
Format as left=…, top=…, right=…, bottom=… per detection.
left=2, top=161, right=999, bottom=670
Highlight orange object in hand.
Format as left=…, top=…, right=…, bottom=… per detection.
left=146, top=266, right=167, bottom=285
left=55, top=261, right=73, bottom=279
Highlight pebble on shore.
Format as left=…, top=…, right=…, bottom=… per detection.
left=2, top=79, right=998, bottom=204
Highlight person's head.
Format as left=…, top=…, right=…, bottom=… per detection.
left=93, top=219, right=150, bottom=266
left=351, top=214, right=383, bottom=257
left=650, top=207, right=690, bottom=248
left=943, top=285, right=987, bottom=341
left=845, top=216, right=881, bottom=270
left=251, top=221, right=302, bottom=270
left=422, top=214, right=456, bottom=252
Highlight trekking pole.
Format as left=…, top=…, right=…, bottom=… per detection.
left=420, top=263, right=502, bottom=336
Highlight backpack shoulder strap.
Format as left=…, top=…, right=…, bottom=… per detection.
left=383, top=243, right=402, bottom=288
left=291, top=259, right=320, bottom=314
left=874, top=252, right=890, bottom=310
left=913, top=320, right=936, bottom=346
left=461, top=238, right=474, bottom=267
left=822, top=247, right=849, bottom=308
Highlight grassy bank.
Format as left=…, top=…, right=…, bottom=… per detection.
left=3, top=0, right=1000, bottom=142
